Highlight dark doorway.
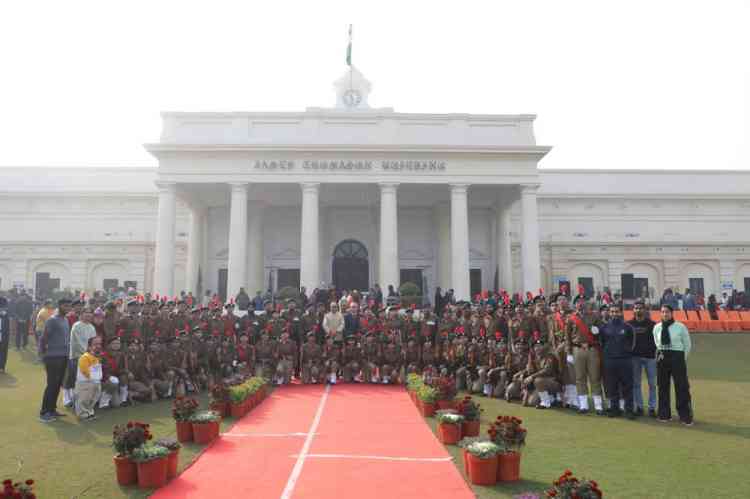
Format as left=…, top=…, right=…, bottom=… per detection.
left=688, top=278, right=704, bottom=296
left=277, top=269, right=300, bottom=290
left=634, top=277, right=649, bottom=299
left=332, top=239, right=369, bottom=292
left=745, top=277, right=750, bottom=294
left=470, top=269, right=482, bottom=298
left=103, top=279, right=119, bottom=292
left=578, top=277, right=594, bottom=298
left=218, top=268, right=228, bottom=302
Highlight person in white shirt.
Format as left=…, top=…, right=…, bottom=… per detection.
left=63, top=308, right=97, bottom=408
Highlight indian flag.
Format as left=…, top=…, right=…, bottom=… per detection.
left=346, top=24, right=352, bottom=66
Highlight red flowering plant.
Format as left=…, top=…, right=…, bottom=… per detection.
left=172, top=396, right=200, bottom=422
left=434, top=376, right=457, bottom=401
left=112, top=421, right=153, bottom=457
left=457, top=395, right=482, bottom=421
left=2, top=478, right=35, bottom=499
left=545, top=469, right=602, bottom=498
left=488, top=415, right=527, bottom=453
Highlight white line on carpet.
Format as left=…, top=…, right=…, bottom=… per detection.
left=290, top=453, right=454, bottom=463
left=222, top=432, right=316, bottom=438
left=280, top=384, right=331, bottom=499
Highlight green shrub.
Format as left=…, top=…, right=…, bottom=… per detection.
left=399, top=282, right=420, bottom=296
left=131, top=444, right=169, bottom=463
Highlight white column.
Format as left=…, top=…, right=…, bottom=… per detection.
left=520, top=184, right=541, bottom=293
left=378, top=183, right=400, bottom=290
left=246, top=202, right=265, bottom=294
left=154, top=181, right=177, bottom=296
left=496, top=195, right=514, bottom=292
left=433, top=202, right=451, bottom=290
left=450, top=184, right=471, bottom=301
left=185, top=205, right=206, bottom=295
left=226, top=182, right=249, bottom=302
left=300, top=183, right=320, bottom=292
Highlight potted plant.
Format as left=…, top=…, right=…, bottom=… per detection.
left=434, top=376, right=458, bottom=410
left=190, top=410, right=221, bottom=444
left=2, top=478, right=35, bottom=498
left=154, top=438, right=181, bottom=480
left=545, top=469, right=603, bottom=498
left=172, top=397, right=199, bottom=443
left=131, top=444, right=170, bottom=489
left=465, top=441, right=502, bottom=485
left=489, top=415, right=527, bottom=482
left=437, top=412, right=465, bottom=444
left=457, top=396, right=482, bottom=437
left=228, top=384, right=248, bottom=418
left=209, top=383, right=229, bottom=417
left=417, top=385, right=438, bottom=417
left=457, top=437, right=487, bottom=475
left=112, top=421, right=152, bottom=486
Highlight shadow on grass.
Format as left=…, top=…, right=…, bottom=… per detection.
left=485, top=478, right=551, bottom=496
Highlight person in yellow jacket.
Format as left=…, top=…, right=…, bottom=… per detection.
left=75, top=336, right=103, bottom=421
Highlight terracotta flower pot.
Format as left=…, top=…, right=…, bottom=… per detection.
left=137, top=456, right=168, bottom=489
left=497, top=451, right=521, bottom=482
left=166, top=449, right=179, bottom=479
left=230, top=402, right=245, bottom=419
left=438, top=423, right=462, bottom=445
left=462, top=419, right=481, bottom=437
left=462, top=449, right=469, bottom=475
left=437, top=399, right=456, bottom=410
left=192, top=421, right=220, bottom=445
left=114, top=455, right=137, bottom=486
left=175, top=421, right=193, bottom=443
left=421, top=401, right=436, bottom=417
left=468, top=453, right=498, bottom=486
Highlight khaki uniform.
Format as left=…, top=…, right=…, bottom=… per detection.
left=361, top=341, right=381, bottom=383
left=566, top=315, right=603, bottom=397
left=300, top=342, right=323, bottom=383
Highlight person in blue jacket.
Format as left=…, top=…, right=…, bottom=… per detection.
left=599, top=303, right=636, bottom=419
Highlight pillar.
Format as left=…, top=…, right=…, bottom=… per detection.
left=496, top=194, right=514, bottom=293
left=520, top=184, right=541, bottom=293
left=450, top=184, right=471, bottom=301
left=247, top=202, right=265, bottom=294
left=434, top=202, right=451, bottom=290
left=226, top=182, right=249, bottom=302
left=300, top=183, right=320, bottom=292
left=185, top=205, right=206, bottom=295
left=378, top=183, right=400, bottom=290
left=153, top=181, right=177, bottom=296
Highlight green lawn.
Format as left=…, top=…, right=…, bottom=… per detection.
left=0, top=348, right=238, bottom=499
left=1, top=334, right=749, bottom=498
left=424, top=334, right=750, bottom=499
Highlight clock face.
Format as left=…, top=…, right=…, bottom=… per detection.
left=342, top=89, right=362, bottom=108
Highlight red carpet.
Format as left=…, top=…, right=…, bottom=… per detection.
left=153, top=384, right=473, bottom=499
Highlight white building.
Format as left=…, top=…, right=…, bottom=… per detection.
left=2, top=68, right=750, bottom=302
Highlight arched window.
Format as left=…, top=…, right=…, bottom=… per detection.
left=333, top=239, right=368, bottom=259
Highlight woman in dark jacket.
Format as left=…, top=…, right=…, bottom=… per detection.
left=433, top=287, right=444, bottom=317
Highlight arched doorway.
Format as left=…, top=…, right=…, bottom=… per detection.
left=332, top=239, right=369, bottom=292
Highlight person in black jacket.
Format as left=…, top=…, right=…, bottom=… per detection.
left=0, top=297, right=11, bottom=373
left=14, top=290, right=34, bottom=350
left=629, top=300, right=657, bottom=417
left=343, top=302, right=361, bottom=340
left=599, top=304, right=636, bottom=419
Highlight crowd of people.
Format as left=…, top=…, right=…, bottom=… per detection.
left=0, top=284, right=695, bottom=427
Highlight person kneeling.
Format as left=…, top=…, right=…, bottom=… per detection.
left=75, top=336, right=103, bottom=422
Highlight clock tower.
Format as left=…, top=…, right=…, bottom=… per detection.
left=334, top=65, right=372, bottom=110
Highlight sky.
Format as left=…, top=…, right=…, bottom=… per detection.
left=0, top=0, right=748, bottom=170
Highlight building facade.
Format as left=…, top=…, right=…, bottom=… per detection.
left=2, top=69, right=750, bottom=302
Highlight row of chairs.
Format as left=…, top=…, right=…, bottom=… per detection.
left=622, top=309, right=750, bottom=332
